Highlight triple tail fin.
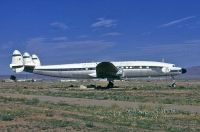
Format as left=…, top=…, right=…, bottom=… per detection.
left=10, top=50, right=41, bottom=73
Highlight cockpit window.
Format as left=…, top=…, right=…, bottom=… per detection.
left=172, top=64, right=175, bottom=67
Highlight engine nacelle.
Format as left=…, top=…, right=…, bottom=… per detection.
left=161, top=67, right=170, bottom=73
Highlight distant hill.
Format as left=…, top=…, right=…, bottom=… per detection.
left=0, top=74, right=60, bottom=80
left=178, top=66, right=200, bottom=80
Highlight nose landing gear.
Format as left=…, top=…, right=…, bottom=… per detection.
left=171, top=81, right=176, bottom=88
left=170, top=76, right=176, bottom=87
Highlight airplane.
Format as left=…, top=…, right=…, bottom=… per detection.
left=10, top=50, right=187, bottom=88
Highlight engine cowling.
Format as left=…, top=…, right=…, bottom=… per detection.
left=161, top=67, right=170, bottom=73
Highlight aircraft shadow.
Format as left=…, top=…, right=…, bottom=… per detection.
left=87, top=84, right=119, bottom=90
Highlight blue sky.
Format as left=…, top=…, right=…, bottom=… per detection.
left=1, top=0, right=200, bottom=74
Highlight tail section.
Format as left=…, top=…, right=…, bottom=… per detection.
left=10, top=50, right=41, bottom=73
left=32, top=54, right=41, bottom=66
left=10, top=50, right=24, bottom=73
left=23, top=52, right=35, bottom=67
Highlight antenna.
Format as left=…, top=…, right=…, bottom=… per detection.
left=162, top=58, right=165, bottom=62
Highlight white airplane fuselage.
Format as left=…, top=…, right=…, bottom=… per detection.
left=31, top=61, right=184, bottom=79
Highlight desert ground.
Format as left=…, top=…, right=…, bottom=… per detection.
left=0, top=80, right=200, bottom=131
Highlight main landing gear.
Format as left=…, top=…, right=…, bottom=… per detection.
left=107, top=80, right=114, bottom=88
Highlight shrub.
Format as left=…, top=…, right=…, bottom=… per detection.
left=41, top=119, right=70, bottom=128
left=85, top=121, right=94, bottom=128
left=0, top=113, right=14, bottom=121
left=24, top=98, right=39, bottom=105
left=0, top=109, right=26, bottom=121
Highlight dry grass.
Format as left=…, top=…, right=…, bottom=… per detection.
left=0, top=80, right=200, bottom=131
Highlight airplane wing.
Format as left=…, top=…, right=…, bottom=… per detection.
left=96, top=62, right=121, bottom=79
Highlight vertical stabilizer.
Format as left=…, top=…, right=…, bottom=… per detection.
left=10, top=50, right=24, bottom=73
left=23, top=52, right=35, bottom=66
left=32, top=54, right=41, bottom=66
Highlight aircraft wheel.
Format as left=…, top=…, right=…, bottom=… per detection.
left=171, top=82, right=176, bottom=88
left=107, top=81, right=114, bottom=88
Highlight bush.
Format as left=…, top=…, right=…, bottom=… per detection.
left=24, top=98, right=39, bottom=105
left=45, top=110, right=54, bottom=117
left=0, top=113, right=14, bottom=121
left=85, top=121, right=94, bottom=128
left=0, top=109, right=26, bottom=121
left=43, top=119, right=70, bottom=128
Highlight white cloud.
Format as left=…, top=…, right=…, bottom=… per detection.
left=78, top=35, right=89, bottom=39
left=108, top=42, right=200, bottom=65
left=50, top=22, right=68, bottom=30
left=0, top=41, right=14, bottom=50
left=184, top=39, right=200, bottom=44
left=25, top=37, right=116, bottom=64
left=141, top=31, right=153, bottom=36
left=91, top=18, right=117, bottom=28
left=102, top=32, right=122, bottom=37
left=52, top=36, right=68, bottom=41
left=26, top=37, right=114, bottom=56
left=158, top=16, right=196, bottom=28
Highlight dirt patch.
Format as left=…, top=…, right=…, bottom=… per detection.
left=1, top=93, right=200, bottom=113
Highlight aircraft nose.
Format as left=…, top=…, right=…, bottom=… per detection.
left=181, top=68, right=187, bottom=74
